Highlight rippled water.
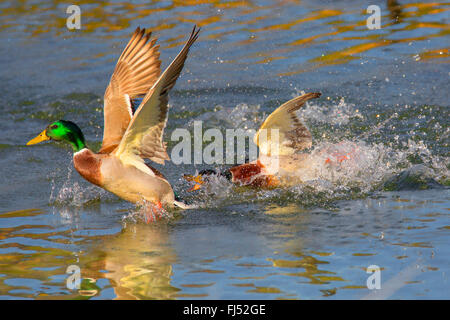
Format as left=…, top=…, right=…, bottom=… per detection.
left=0, top=0, right=449, bottom=299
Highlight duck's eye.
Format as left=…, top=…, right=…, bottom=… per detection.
left=50, top=125, right=58, bottom=130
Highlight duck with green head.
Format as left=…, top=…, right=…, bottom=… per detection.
left=28, top=120, right=86, bottom=152
left=27, top=26, right=200, bottom=216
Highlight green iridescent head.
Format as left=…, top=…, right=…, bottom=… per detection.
left=27, top=120, right=86, bottom=152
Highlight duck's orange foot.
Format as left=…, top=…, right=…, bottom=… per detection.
left=184, top=174, right=204, bottom=192
left=325, top=154, right=349, bottom=165
left=143, top=201, right=167, bottom=224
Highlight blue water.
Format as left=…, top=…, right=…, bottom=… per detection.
left=0, top=0, right=449, bottom=299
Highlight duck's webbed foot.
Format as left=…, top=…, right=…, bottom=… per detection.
left=183, top=169, right=231, bottom=192
left=143, top=201, right=167, bottom=223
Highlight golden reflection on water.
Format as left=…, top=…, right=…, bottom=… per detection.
left=0, top=195, right=446, bottom=299
left=1, top=1, right=448, bottom=75
left=263, top=204, right=348, bottom=297
left=0, top=208, right=179, bottom=299
left=0, top=205, right=342, bottom=299
left=0, top=0, right=448, bottom=300
left=0, top=209, right=77, bottom=299
left=89, top=223, right=179, bottom=300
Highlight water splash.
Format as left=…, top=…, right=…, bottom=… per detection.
left=46, top=96, right=448, bottom=212
left=182, top=96, right=448, bottom=209
left=295, top=90, right=364, bottom=127
left=123, top=200, right=174, bottom=224
left=187, top=102, right=263, bottom=133
left=48, top=161, right=107, bottom=208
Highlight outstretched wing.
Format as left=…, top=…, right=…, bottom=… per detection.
left=114, top=26, right=200, bottom=175
left=254, top=92, right=321, bottom=156
left=100, top=27, right=161, bottom=154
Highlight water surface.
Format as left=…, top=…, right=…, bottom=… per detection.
left=0, top=0, right=449, bottom=299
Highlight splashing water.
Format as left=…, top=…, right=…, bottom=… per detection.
left=49, top=160, right=107, bottom=208
left=181, top=95, right=448, bottom=209
left=45, top=95, right=447, bottom=213
left=295, top=90, right=364, bottom=127
left=123, top=200, right=174, bottom=224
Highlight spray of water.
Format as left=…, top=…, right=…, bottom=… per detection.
left=48, top=96, right=448, bottom=214
left=49, top=159, right=107, bottom=208
left=181, top=95, right=448, bottom=208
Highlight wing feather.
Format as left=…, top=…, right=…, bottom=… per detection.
left=114, top=26, right=200, bottom=175
left=254, top=92, right=321, bottom=156
left=100, top=27, right=161, bottom=154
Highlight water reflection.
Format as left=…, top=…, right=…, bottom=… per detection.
left=1, top=0, right=448, bottom=75
left=387, top=0, right=404, bottom=23
left=0, top=0, right=448, bottom=300
left=89, top=223, right=179, bottom=300
left=0, top=208, right=79, bottom=299
left=0, top=207, right=180, bottom=299
left=0, top=189, right=447, bottom=299
left=263, top=204, right=346, bottom=297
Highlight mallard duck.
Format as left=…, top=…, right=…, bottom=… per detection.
left=27, top=26, right=200, bottom=215
left=184, top=92, right=325, bottom=190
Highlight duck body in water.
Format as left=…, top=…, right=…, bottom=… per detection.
left=185, top=92, right=333, bottom=191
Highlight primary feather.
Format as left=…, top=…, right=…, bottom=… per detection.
left=100, top=27, right=162, bottom=154
left=254, top=92, right=321, bottom=156
left=114, top=26, right=200, bottom=175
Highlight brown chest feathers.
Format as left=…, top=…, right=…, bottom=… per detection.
left=229, top=161, right=278, bottom=188
left=73, top=149, right=103, bottom=187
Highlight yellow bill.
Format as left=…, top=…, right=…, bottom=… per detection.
left=26, top=129, right=50, bottom=145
